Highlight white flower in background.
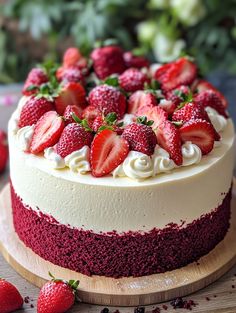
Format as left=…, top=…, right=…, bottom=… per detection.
left=149, top=0, right=170, bottom=9
left=153, top=32, right=186, bottom=62
left=137, top=21, right=158, bottom=45
left=170, top=0, right=206, bottom=26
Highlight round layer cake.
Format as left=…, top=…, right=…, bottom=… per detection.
left=8, top=47, right=235, bottom=278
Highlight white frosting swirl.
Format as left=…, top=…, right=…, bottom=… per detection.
left=181, top=142, right=202, bottom=166
left=16, top=125, right=34, bottom=152
left=205, top=106, right=227, bottom=132
left=64, top=146, right=91, bottom=175
left=153, top=146, right=175, bottom=175
left=121, top=151, right=153, bottom=181
left=44, top=147, right=65, bottom=169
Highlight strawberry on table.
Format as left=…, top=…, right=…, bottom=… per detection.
left=37, top=273, right=79, bottom=313
left=123, top=51, right=149, bottom=69
left=179, top=119, right=215, bottom=155
left=0, top=278, right=23, bottom=313
left=56, top=117, right=93, bottom=158
left=119, top=68, right=149, bottom=92
left=122, top=117, right=157, bottom=156
left=30, top=111, right=65, bottom=154
left=18, top=97, right=54, bottom=128
left=55, top=81, right=87, bottom=115
left=88, top=85, right=126, bottom=119
left=0, top=130, right=8, bottom=173
left=194, top=90, right=228, bottom=118
left=23, top=68, right=48, bottom=96
left=91, top=45, right=126, bottom=79
left=192, top=79, right=228, bottom=108
left=127, top=91, right=157, bottom=115
left=161, top=57, right=197, bottom=92
left=90, top=129, right=129, bottom=177
left=156, top=120, right=183, bottom=166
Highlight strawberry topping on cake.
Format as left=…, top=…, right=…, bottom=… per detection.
left=17, top=43, right=230, bottom=179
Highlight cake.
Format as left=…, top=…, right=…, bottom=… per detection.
left=8, top=44, right=234, bottom=278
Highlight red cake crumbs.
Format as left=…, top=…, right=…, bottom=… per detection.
left=214, top=295, right=217, bottom=297
left=170, top=297, right=197, bottom=310
left=30, top=304, right=34, bottom=308
left=134, top=307, right=145, bottom=313
left=232, top=285, right=235, bottom=288
left=205, top=297, right=210, bottom=301
left=152, top=307, right=161, bottom=313
left=162, top=304, right=168, bottom=310
left=24, top=296, right=30, bottom=303
left=100, top=308, right=109, bottom=313
left=113, top=310, right=120, bottom=313
left=11, top=182, right=232, bottom=278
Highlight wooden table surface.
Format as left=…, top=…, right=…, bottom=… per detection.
left=1, top=86, right=236, bottom=312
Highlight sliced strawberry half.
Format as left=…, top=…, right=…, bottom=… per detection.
left=138, top=106, right=168, bottom=130
left=30, top=111, right=65, bottom=154
left=161, top=58, right=197, bottom=92
left=179, top=119, right=215, bottom=155
left=154, top=63, right=173, bottom=82
left=82, top=105, right=102, bottom=127
left=55, top=82, right=86, bottom=115
left=156, top=120, right=183, bottom=166
left=128, top=91, right=157, bottom=115
left=90, top=129, right=129, bottom=177
left=193, top=79, right=228, bottom=108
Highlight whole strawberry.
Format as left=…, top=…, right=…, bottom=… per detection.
left=122, top=117, right=157, bottom=156
left=23, top=68, right=48, bottom=96
left=56, top=67, right=84, bottom=83
left=63, top=47, right=82, bottom=68
left=0, top=130, right=8, bottom=173
left=88, top=85, right=126, bottom=119
left=172, top=102, right=210, bottom=123
left=0, top=278, right=23, bottom=313
left=92, top=112, right=123, bottom=134
left=91, top=45, right=126, bottom=79
left=56, top=118, right=93, bottom=158
left=119, top=68, right=149, bottom=92
left=18, top=97, right=54, bottom=128
left=165, top=85, right=191, bottom=108
left=37, top=273, right=79, bottom=313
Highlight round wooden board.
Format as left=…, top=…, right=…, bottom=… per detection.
left=1, top=183, right=236, bottom=306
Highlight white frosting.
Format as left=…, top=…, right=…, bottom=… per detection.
left=65, top=146, right=91, bottom=174
left=205, top=106, right=227, bottom=132
left=159, top=99, right=173, bottom=110
left=153, top=146, right=176, bottom=175
left=16, top=125, right=34, bottom=152
left=122, top=114, right=136, bottom=126
left=181, top=142, right=202, bottom=166
left=44, top=147, right=65, bottom=169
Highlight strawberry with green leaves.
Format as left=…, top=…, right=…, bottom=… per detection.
left=23, top=68, right=48, bottom=96
left=56, top=115, right=93, bottom=158
left=37, top=272, right=79, bottom=313
left=122, top=116, right=157, bottom=156
left=90, top=129, right=129, bottom=177
left=92, top=112, right=123, bottom=134
left=0, top=278, right=23, bottom=313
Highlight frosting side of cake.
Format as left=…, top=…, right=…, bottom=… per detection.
left=9, top=110, right=235, bottom=233
left=11, top=182, right=232, bottom=277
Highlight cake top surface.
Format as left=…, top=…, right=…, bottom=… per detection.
left=9, top=42, right=233, bottom=182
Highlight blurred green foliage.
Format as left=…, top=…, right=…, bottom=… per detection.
left=0, top=0, right=236, bottom=82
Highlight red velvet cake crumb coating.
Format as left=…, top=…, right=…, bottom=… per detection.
left=11, top=182, right=232, bottom=278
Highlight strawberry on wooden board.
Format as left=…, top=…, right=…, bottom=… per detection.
left=123, top=51, right=150, bottom=69
left=127, top=91, right=157, bottom=115
left=122, top=117, right=157, bottom=156
left=18, top=97, right=54, bottom=128
left=82, top=105, right=102, bottom=127
left=119, top=68, right=149, bottom=92
left=37, top=273, right=79, bottom=313
left=30, top=111, right=65, bottom=154
left=88, top=85, right=126, bottom=119
left=90, top=129, right=129, bottom=177
left=0, top=130, right=8, bottom=173
left=55, top=82, right=87, bottom=115
left=63, top=47, right=82, bottom=68
left=161, top=58, right=197, bottom=92
left=22, top=68, right=48, bottom=96
left=0, top=278, right=23, bottom=313
left=138, top=106, right=168, bottom=130
left=194, top=90, right=228, bottom=118
left=56, top=119, right=93, bottom=158
left=156, top=120, right=183, bottom=166
left=90, top=45, right=126, bottom=79
left=179, top=119, right=215, bottom=155
left=63, top=105, right=83, bottom=124
left=192, top=79, right=228, bottom=108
